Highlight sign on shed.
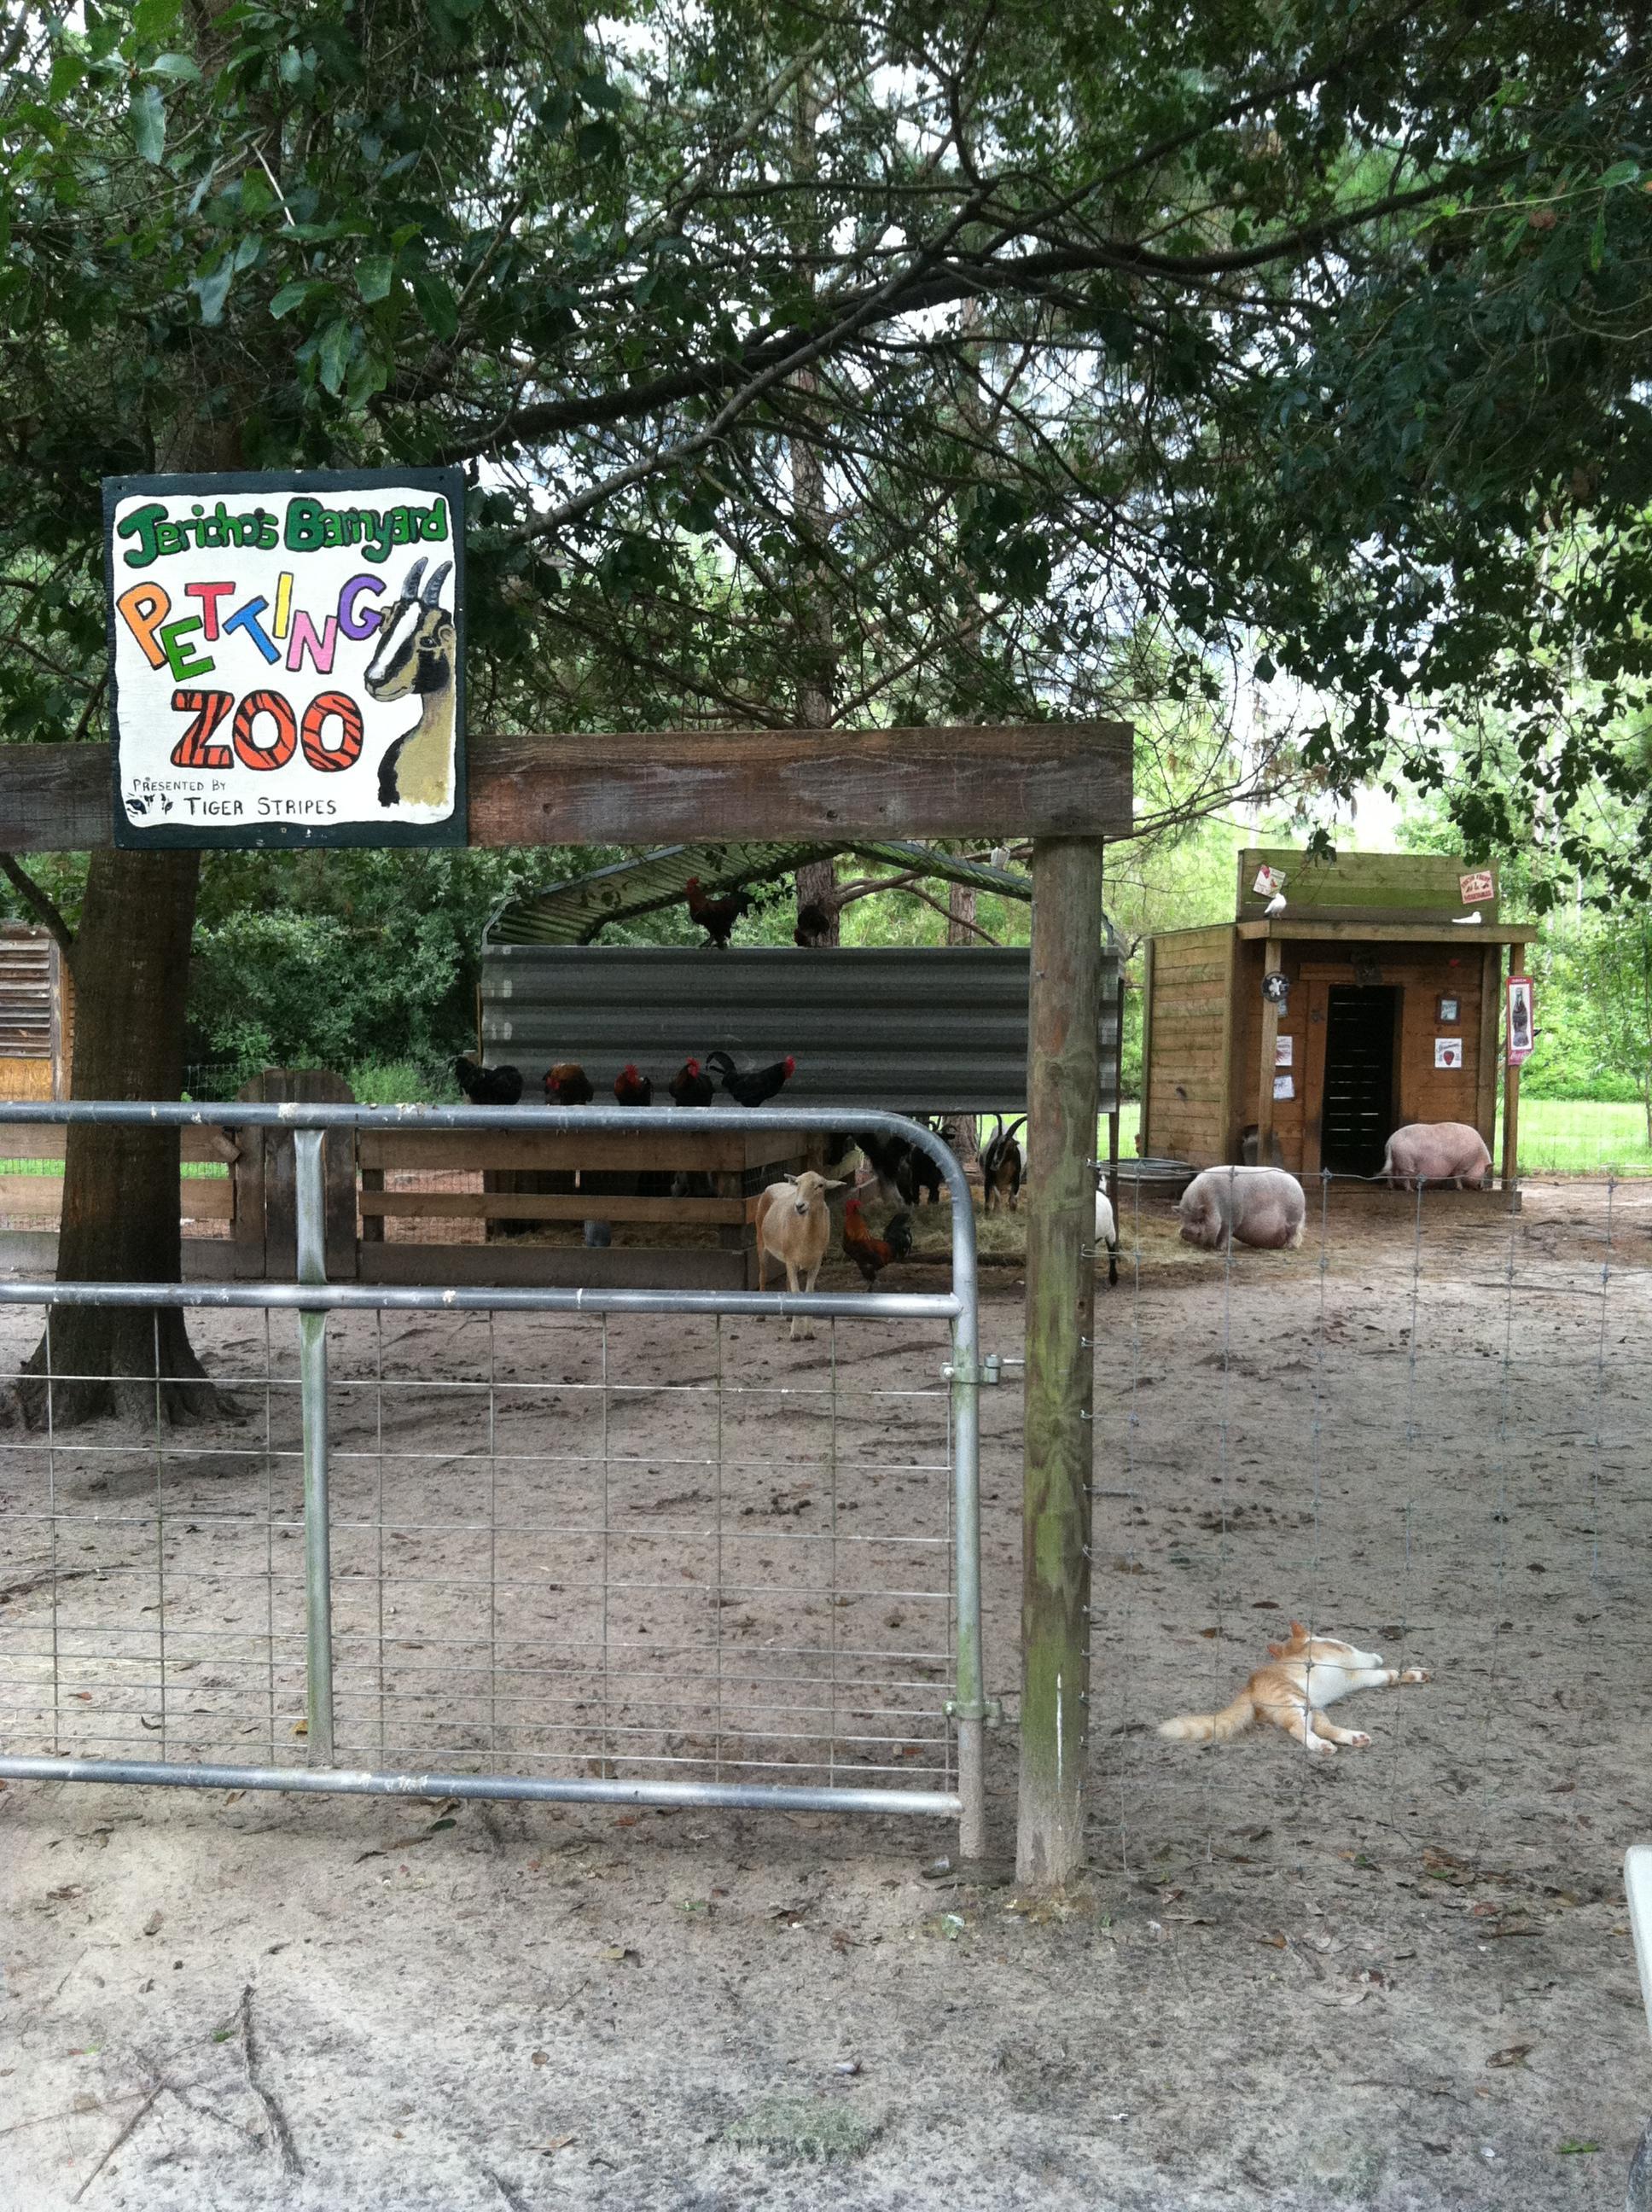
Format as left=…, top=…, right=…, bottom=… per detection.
left=103, top=467, right=464, bottom=848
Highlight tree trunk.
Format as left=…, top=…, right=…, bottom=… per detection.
left=790, top=73, right=841, bottom=951
left=14, top=847, right=230, bottom=1426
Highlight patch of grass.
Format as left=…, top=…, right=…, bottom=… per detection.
left=1498, top=1097, right=1652, bottom=1176
left=346, top=1057, right=459, bottom=1107
left=723, top=2095, right=882, bottom=2164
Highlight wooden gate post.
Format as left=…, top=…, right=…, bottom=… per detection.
left=1017, top=838, right=1105, bottom=1886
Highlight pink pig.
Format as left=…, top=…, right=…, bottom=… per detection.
left=1380, top=1121, right=1491, bottom=1190
left=1178, top=1167, right=1306, bottom=1251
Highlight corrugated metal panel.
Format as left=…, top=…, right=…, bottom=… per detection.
left=0, top=929, right=54, bottom=1057
left=481, top=945, right=1120, bottom=1115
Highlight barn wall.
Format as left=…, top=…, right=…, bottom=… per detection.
left=480, top=943, right=1120, bottom=1115
left=0, top=926, right=69, bottom=1102
left=1141, top=926, right=1233, bottom=1164
left=1231, top=939, right=1498, bottom=1173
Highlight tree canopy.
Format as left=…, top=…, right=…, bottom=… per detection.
left=2, top=0, right=1649, bottom=879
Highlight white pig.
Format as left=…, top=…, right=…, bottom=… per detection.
left=1380, top=1121, right=1491, bottom=1190
left=1178, top=1167, right=1306, bottom=1252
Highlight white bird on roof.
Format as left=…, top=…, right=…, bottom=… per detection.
left=1265, top=892, right=1288, bottom=917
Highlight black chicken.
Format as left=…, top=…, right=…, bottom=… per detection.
left=454, top=1056, right=523, bottom=1106
left=706, top=1050, right=795, bottom=1107
left=613, top=1063, right=654, bottom=1107
left=794, top=901, right=832, bottom=948
left=684, top=876, right=753, bottom=950
left=667, top=1057, right=716, bottom=1108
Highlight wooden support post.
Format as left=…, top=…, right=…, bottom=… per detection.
left=1107, top=971, right=1123, bottom=1212
left=1501, top=946, right=1524, bottom=1190
left=1017, top=839, right=1104, bottom=1888
left=1254, top=962, right=1282, bottom=1167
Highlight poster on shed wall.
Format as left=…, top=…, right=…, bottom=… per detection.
left=103, top=468, right=465, bottom=848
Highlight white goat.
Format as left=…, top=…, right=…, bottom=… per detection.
left=755, top=1171, right=845, bottom=1338
left=1095, top=1186, right=1120, bottom=1286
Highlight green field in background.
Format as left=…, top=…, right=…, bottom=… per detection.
left=0, top=1160, right=228, bottom=1178
left=1114, top=1097, right=1652, bottom=1178
left=1497, top=1097, right=1652, bottom=1176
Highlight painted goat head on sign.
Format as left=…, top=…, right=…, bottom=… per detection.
left=364, top=556, right=457, bottom=810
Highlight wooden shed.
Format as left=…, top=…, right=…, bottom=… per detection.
left=1139, top=850, right=1539, bottom=1182
left=0, top=923, right=70, bottom=1102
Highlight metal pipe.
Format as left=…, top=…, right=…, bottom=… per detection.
left=0, top=1102, right=973, bottom=1155
left=294, top=1130, right=334, bottom=1766
left=0, top=1278, right=960, bottom=1320
left=937, top=1137, right=987, bottom=1860
left=0, top=1754, right=961, bottom=1819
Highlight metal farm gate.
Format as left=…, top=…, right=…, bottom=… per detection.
left=0, top=1104, right=987, bottom=1853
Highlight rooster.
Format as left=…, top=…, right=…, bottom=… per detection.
left=667, top=1057, right=715, bottom=1108
left=684, top=876, right=753, bottom=950
left=842, top=1199, right=913, bottom=1284
left=706, top=1050, right=795, bottom=1108
left=613, top=1062, right=666, bottom=1195
left=454, top=1056, right=523, bottom=1106
left=543, top=1062, right=595, bottom=1105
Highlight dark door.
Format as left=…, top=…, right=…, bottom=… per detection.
left=1320, top=987, right=1398, bottom=1175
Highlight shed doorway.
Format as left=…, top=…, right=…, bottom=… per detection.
left=1321, top=986, right=1399, bottom=1174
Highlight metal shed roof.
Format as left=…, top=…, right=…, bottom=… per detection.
left=486, top=837, right=1125, bottom=950
left=481, top=943, right=1120, bottom=1116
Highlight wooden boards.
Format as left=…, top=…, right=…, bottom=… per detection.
left=1236, top=847, right=1502, bottom=923
left=0, top=724, right=1133, bottom=853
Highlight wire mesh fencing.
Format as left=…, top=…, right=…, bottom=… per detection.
left=0, top=1103, right=986, bottom=1848
left=1056, top=1171, right=1652, bottom=1885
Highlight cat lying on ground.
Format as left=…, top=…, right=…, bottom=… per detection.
left=1159, top=1621, right=1430, bottom=1757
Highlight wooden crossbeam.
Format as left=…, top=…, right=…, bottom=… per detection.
left=0, top=723, right=1131, bottom=852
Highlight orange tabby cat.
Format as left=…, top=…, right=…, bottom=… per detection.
left=1159, top=1621, right=1430, bottom=1757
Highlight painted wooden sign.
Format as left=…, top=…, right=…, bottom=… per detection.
left=103, top=468, right=464, bottom=848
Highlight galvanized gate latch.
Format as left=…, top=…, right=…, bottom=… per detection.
left=941, top=1351, right=1022, bottom=1385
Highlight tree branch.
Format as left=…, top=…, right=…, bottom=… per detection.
left=0, top=853, right=74, bottom=953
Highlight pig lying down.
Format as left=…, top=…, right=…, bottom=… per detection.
left=1178, top=1166, right=1306, bottom=1251
left=1380, top=1120, right=1492, bottom=1190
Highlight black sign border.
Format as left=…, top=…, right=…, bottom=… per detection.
left=103, top=466, right=467, bottom=850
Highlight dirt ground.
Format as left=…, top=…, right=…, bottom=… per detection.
left=2, top=1179, right=1649, bottom=2209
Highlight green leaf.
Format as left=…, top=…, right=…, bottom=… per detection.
left=411, top=271, right=459, bottom=340
left=269, top=279, right=320, bottom=319
left=193, top=262, right=232, bottom=325
left=1255, top=653, right=1277, bottom=684
left=131, top=82, right=166, bottom=165
left=577, top=118, right=622, bottom=165
left=316, top=318, right=352, bottom=395
left=279, top=44, right=304, bottom=84
left=1556, top=2141, right=1601, bottom=2156
left=1598, top=160, right=1639, bottom=190
left=578, top=74, right=624, bottom=113
left=357, top=254, right=394, bottom=304
left=145, top=52, right=201, bottom=82
left=47, top=49, right=86, bottom=102
left=132, top=0, right=183, bottom=38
